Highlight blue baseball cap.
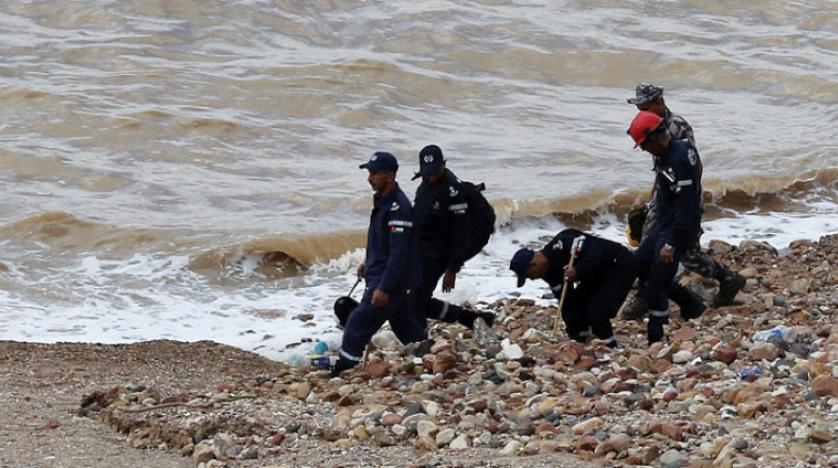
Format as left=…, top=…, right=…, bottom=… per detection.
left=360, top=152, right=398, bottom=172
left=509, top=248, right=534, bottom=287
left=419, top=145, right=445, bottom=175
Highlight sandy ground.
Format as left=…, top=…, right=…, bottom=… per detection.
left=0, top=340, right=592, bottom=468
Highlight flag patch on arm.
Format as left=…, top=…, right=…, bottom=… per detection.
left=387, top=219, right=412, bottom=234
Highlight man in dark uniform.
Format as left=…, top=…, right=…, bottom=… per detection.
left=331, top=151, right=427, bottom=376
left=626, top=83, right=745, bottom=312
left=412, top=145, right=495, bottom=329
left=627, top=111, right=705, bottom=343
left=509, top=229, right=637, bottom=349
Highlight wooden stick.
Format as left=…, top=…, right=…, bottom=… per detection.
left=552, top=237, right=584, bottom=337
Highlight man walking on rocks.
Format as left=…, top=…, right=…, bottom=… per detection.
left=624, top=83, right=745, bottom=317
left=509, top=228, right=637, bottom=349
left=627, top=111, right=705, bottom=343
left=332, top=152, right=428, bottom=376
left=412, top=145, right=496, bottom=329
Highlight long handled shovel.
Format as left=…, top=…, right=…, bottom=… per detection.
left=552, top=236, right=585, bottom=337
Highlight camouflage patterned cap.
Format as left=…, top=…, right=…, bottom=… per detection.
left=627, top=83, right=664, bottom=105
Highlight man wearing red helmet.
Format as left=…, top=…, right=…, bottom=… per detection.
left=625, top=84, right=745, bottom=314
left=627, top=111, right=704, bottom=344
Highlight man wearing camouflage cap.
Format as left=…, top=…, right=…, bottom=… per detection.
left=624, top=83, right=745, bottom=317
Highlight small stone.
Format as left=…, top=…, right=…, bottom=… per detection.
left=583, top=385, right=602, bottom=397
left=811, top=375, right=838, bottom=397
left=269, top=433, right=285, bottom=446
left=364, top=359, right=392, bottom=378
left=352, top=425, right=368, bottom=441
left=432, top=351, right=458, bottom=374
left=572, top=417, right=603, bottom=435
left=594, top=434, right=631, bottom=456
left=628, top=354, right=653, bottom=372
left=381, top=413, right=401, bottom=426
left=574, top=435, right=598, bottom=453
left=192, top=442, right=215, bottom=464
left=663, top=387, right=679, bottom=401
left=537, top=397, right=557, bottom=416
left=748, top=342, right=780, bottom=361
left=422, top=400, right=441, bottom=417
left=648, top=422, right=687, bottom=441
left=403, top=402, right=424, bottom=417
left=42, top=420, right=60, bottom=430
left=292, top=382, right=311, bottom=400
left=417, top=420, right=438, bottom=438
left=435, top=428, right=455, bottom=447
left=500, top=440, right=520, bottom=455
left=651, top=359, right=671, bottom=373
left=738, top=267, right=758, bottom=279
left=712, top=346, right=738, bottom=365
left=699, top=441, right=718, bottom=459
left=789, top=278, right=810, bottom=294
left=391, top=424, right=407, bottom=437
left=810, top=429, right=833, bottom=443
left=239, top=447, right=258, bottom=460
left=449, top=434, right=470, bottom=450
left=217, top=383, right=235, bottom=393
left=498, top=344, right=524, bottom=361
left=659, top=448, right=687, bottom=468
left=709, top=240, right=734, bottom=254
left=672, top=350, right=692, bottom=363
left=672, top=327, right=696, bottom=341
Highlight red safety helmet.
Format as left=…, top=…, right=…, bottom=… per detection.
left=627, top=111, right=665, bottom=147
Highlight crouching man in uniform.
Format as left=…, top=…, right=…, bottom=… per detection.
left=509, top=229, right=637, bottom=349
left=332, top=152, right=427, bottom=376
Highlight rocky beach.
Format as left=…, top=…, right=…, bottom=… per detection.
left=1, top=234, right=836, bottom=468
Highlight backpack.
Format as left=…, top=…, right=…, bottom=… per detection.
left=459, top=181, right=496, bottom=259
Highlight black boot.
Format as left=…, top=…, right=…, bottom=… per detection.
left=647, top=314, right=669, bottom=344
left=714, top=268, right=746, bottom=307
left=407, top=338, right=434, bottom=357
left=457, top=309, right=496, bottom=329
left=329, top=357, right=358, bottom=378
left=669, top=282, right=707, bottom=320
left=476, top=311, right=496, bottom=327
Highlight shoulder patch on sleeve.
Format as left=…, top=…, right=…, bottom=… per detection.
left=448, top=185, right=459, bottom=197
left=687, top=148, right=698, bottom=166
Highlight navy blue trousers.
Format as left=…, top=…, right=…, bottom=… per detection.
left=562, top=250, right=637, bottom=341
left=635, top=229, right=684, bottom=316
left=339, top=286, right=427, bottom=362
left=414, top=256, right=465, bottom=323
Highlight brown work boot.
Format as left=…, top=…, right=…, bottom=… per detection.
left=713, top=269, right=746, bottom=307
left=620, top=290, right=649, bottom=321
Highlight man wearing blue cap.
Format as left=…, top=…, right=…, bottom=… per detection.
left=412, top=145, right=496, bottom=329
left=509, top=229, right=636, bottom=349
left=332, top=151, right=427, bottom=376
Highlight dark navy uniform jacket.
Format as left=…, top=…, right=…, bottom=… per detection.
left=413, top=169, right=471, bottom=273
left=652, top=138, right=703, bottom=251
left=541, top=229, right=628, bottom=293
left=364, top=183, right=421, bottom=295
